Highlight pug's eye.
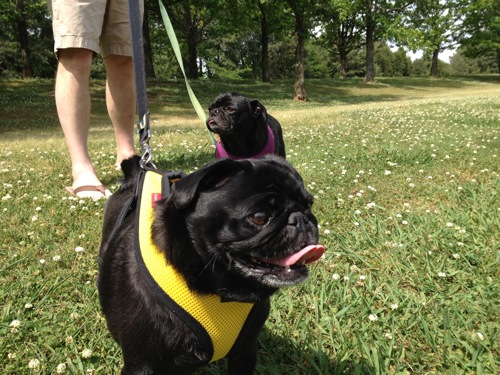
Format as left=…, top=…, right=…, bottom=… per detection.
left=250, top=211, right=271, bottom=226
left=225, top=106, right=235, bottom=113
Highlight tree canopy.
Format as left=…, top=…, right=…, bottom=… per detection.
left=1, top=0, right=498, bottom=88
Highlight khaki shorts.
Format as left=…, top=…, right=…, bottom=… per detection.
left=48, top=0, right=143, bottom=58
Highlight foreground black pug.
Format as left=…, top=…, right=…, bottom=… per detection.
left=98, top=155, right=324, bottom=374
left=207, top=92, right=286, bottom=159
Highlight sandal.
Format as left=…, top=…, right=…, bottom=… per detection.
left=64, top=185, right=112, bottom=200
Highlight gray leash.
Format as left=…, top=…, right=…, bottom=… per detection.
left=128, top=0, right=153, bottom=169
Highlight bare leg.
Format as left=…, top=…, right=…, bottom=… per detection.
left=55, top=48, right=107, bottom=197
left=103, top=54, right=137, bottom=168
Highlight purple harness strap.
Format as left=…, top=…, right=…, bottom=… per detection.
left=215, top=125, right=276, bottom=160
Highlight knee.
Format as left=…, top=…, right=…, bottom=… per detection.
left=104, top=55, right=133, bottom=72
left=58, top=48, right=93, bottom=77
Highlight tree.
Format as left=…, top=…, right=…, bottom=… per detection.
left=164, top=0, right=220, bottom=79
left=15, top=0, right=32, bottom=78
left=393, top=47, right=412, bottom=75
left=143, top=0, right=157, bottom=78
left=1, top=0, right=54, bottom=78
left=449, top=48, right=479, bottom=74
left=395, top=0, right=458, bottom=78
left=256, top=1, right=271, bottom=82
left=317, top=0, right=364, bottom=78
left=286, top=0, right=314, bottom=101
left=457, top=0, right=500, bottom=73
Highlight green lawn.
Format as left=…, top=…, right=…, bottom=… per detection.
left=1, top=76, right=499, bottom=374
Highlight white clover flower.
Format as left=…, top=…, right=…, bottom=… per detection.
left=384, top=170, right=392, bottom=176
left=368, top=314, right=378, bottom=322
left=452, top=253, right=460, bottom=259
left=53, top=255, right=61, bottom=262
left=28, top=358, right=41, bottom=370
left=9, top=319, right=21, bottom=328
left=75, top=246, right=85, bottom=253
left=438, top=272, right=447, bottom=278
left=324, top=229, right=331, bottom=235
left=332, top=273, right=340, bottom=280
left=39, top=259, right=46, bottom=265
left=56, top=363, right=67, bottom=373
left=25, top=303, right=33, bottom=309
left=384, top=332, right=393, bottom=339
left=81, top=349, right=92, bottom=358
left=391, top=303, right=399, bottom=310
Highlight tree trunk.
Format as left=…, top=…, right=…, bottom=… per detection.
left=16, top=0, right=32, bottom=78
left=258, top=1, right=270, bottom=83
left=186, top=32, right=198, bottom=79
left=338, top=23, right=348, bottom=79
left=183, top=1, right=198, bottom=80
left=293, top=10, right=307, bottom=101
left=430, top=48, right=439, bottom=77
left=339, top=47, right=347, bottom=79
left=142, top=2, right=156, bottom=79
left=495, top=49, right=499, bottom=74
left=364, top=11, right=375, bottom=84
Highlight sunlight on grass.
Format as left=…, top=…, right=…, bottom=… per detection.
left=1, top=77, right=498, bottom=374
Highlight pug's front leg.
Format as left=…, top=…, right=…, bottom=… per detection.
left=227, top=340, right=258, bottom=375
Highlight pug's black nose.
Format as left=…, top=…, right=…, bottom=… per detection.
left=288, top=212, right=309, bottom=229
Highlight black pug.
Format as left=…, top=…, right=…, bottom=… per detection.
left=207, top=92, right=286, bottom=159
left=98, top=155, right=324, bottom=374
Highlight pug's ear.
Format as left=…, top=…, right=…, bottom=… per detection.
left=249, top=99, right=268, bottom=122
left=171, top=158, right=246, bottom=209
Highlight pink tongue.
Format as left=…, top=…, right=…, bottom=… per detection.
left=260, top=245, right=325, bottom=267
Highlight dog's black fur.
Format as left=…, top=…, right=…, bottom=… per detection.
left=207, top=92, right=286, bottom=158
left=98, top=155, right=319, bottom=374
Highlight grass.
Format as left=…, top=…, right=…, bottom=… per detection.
left=0, top=76, right=499, bottom=374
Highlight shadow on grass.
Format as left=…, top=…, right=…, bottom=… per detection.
left=197, top=327, right=374, bottom=375
left=254, top=328, right=374, bottom=375
left=1, top=76, right=499, bottom=131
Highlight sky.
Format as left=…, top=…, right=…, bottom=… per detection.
left=407, top=49, right=455, bottom=63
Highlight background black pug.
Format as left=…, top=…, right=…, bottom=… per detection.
left=98, top=155, right=324, bottom=374
left=207, top=92, right=286, bottom=159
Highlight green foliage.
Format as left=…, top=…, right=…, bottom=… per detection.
left=1, top=77, right=499, bottom=374
left=0, top=0, right=496, bottom=80
left=458, top=0, right=500, bottom=58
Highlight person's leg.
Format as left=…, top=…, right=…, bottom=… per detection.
left=55, top=48, right=110, bottom=199
left=103, top=54, right=137, bottom=168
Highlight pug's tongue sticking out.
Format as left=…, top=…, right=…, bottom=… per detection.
left=260, top=245, right=325, bottom=267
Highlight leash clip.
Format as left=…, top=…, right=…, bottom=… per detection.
left=138, top=112, right=155, bottom=169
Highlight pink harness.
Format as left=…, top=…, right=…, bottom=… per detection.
left=215, top=125, right=276, bottom=160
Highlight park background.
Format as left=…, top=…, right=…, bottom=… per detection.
left=2, top=0, right=499, bottom=92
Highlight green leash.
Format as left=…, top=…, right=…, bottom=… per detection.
left=158, top=1, right=217, bottom=147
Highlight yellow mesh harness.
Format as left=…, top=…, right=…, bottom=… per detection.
left=135, top=170, right=254, bottom=362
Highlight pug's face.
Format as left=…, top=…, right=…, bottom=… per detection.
left=163, top=156, right=324, bottom=295
left=206, top=92, right=267, bottom=136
